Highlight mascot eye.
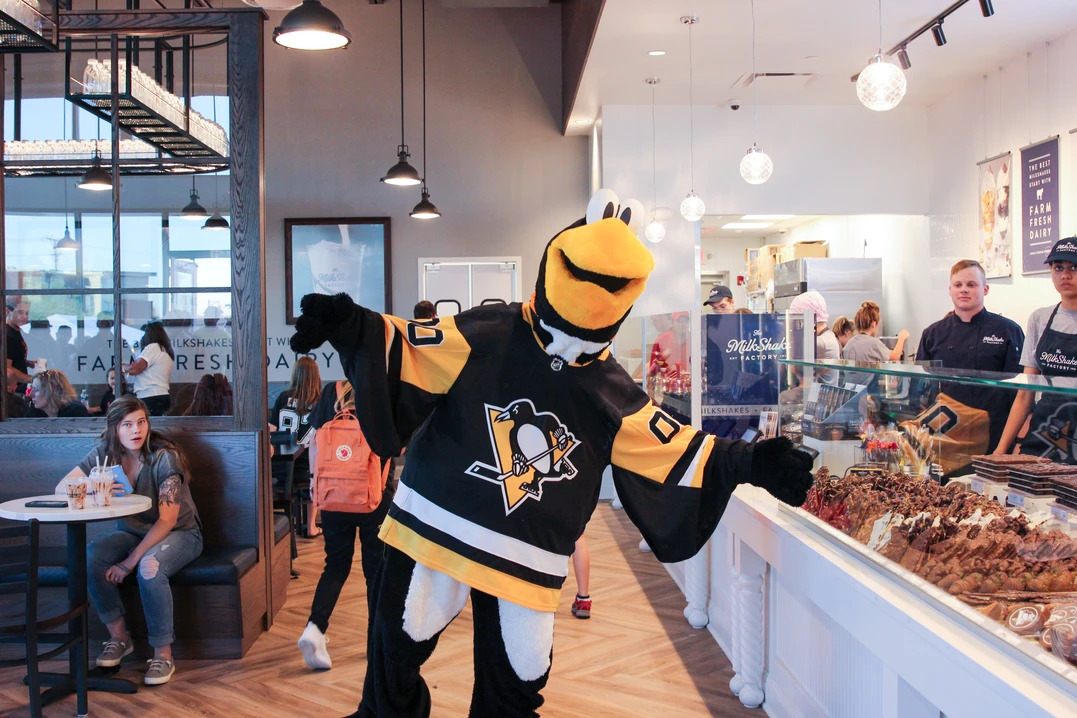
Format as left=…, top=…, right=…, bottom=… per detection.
left=586, top=189, right=620, bottom=225
left=619, top=198, right=644, bottom=234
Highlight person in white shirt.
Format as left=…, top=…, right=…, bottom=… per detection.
left=124, top=321, right=175, bottom=416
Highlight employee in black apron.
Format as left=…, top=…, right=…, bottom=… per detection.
left=995, top=237, right=1077, bottom=462
left=917, top=259, right=1024, bottom=453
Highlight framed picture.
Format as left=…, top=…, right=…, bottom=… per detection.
left=284, top=217, right=392, bottom=324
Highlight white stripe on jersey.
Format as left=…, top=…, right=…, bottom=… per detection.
left=394, top=482, right=569, bottom=578
left=677, top=434, right=712, bottom=487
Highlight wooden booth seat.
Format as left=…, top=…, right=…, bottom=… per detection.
left=0, top=431, right=288, bottom=660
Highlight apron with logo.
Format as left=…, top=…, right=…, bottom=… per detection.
left=1022, top=304, right=1077, bottom=463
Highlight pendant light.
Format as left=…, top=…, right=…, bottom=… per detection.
left=411, top=0, right=440, bottom=220
left=679, top=15, right=704, bottom=222
left=740, top=0, right=773, bottom=185
left=382, top=0, right=421, bottom=187
left=203, top=96, right=230, bottom=231
left=856, top=0, right=906, bottom=111
left=273, top=0, right=352, bottom=51
left=78, top=150, right=112, bottom=191
left=56, top=170, right=79, bottom=250
left=643, top=77, right=665, bottom=244
left=180, top=177, right=208, bottom=220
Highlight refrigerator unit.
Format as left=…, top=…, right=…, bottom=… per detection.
left=773, top=257, right=883, bottom=331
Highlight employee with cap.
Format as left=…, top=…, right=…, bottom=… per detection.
left=787, top=291, right=840, bottom=384
left=995, top=237, right=1077, bottom=461
left=918, top=259, right=1023, bottom=453
left=704, top=284, right=735, bottom=314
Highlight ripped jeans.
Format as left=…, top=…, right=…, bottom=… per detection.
left=87, top=528, right=203, bottom=648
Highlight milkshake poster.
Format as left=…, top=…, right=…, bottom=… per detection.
left=976, top=152, right=1011, bottom=278
left=285, top=218, right=391, bottom=323
left=1021, top=137, right=1059, bottom=275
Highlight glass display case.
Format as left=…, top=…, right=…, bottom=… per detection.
left=779, top=357, right=1077, bottom=682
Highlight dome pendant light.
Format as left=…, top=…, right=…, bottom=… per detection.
left=203, top=97, right=231, bottom=232
left=679, top=15, right=705, bottom=222
left=382, top=0, right=421, bottom=186
left=78, top=150, right=112, bottom=191
left=856, top=0, right=906, bottom=111
left=203, top=211, right=230, bottom=231
left=273, top=0, right=352, bottom=51
left=643, top=77, right=665, bottom=244
left=411, top=0, right=440, bottom=220
left=181, top=178, right=209, bottom=220
left=740, top=0, right=773, bottom=185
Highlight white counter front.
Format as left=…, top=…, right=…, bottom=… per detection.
left=661, top=485, right=1077, bottom=718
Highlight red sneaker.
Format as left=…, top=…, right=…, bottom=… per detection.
left=571, top=596, right=591, bottom=619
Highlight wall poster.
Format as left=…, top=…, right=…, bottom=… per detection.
left=284, top=217, right=392, bottom=324
left=976, top=151, right=1012, bottom=278
left=1021, top=137, right=1060, bottom=275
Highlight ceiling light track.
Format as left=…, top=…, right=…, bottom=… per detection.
left=850, top=0, right=994, bottom=82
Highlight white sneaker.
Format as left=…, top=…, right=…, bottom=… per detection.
left=298, top=621, right=332, bottom=670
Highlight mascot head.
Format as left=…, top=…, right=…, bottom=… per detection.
left=531, top=189, right=655, bottom=364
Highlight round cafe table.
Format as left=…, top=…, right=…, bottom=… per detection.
left=0, top=493, right=152, bottom=715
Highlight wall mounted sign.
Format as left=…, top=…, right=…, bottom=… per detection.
left=284, top=217, right=392, bottom=324
left=976, top=151, right=1012, bottom=278
left=1021, top=137, right=1059, bottom=275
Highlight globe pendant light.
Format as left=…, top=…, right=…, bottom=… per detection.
left=740, top=0, right=773, bottom=185
left=382, top=0, right=421, bottom=186
left=78, top=150, right=112, bottom=191
left=273, top=0, right=352, bottom=51
left=180, top=178, right=208, bottom=220
left=856, top=0, right=906, bottom=111
left=643, top=77, right=665, bottom=244
left=411, top=0, right=440, bottom=220
left=679, top=15, right=704, bottom=222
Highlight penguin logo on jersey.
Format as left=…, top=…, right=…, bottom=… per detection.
left=465, top=399, right=580, bottom=514
left=1033, top=402, right=1077, bottom=463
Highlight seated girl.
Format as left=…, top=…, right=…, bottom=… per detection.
left=57, top=395, right=203, bottom=685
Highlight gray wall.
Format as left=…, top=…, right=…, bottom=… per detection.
left=263, top=1, right=588, bottom=367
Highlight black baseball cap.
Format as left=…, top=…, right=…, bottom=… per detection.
left=1045, top=237, right=1077, bottom=264
left=704, top=284, right=733, bottom=305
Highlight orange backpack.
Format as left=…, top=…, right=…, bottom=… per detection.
left=314, top=408, right=390, bottom=513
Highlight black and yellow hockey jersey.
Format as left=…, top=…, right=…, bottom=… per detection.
left=334, top=301, right=754, bottom=612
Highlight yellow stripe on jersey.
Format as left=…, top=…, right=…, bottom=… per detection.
left=611, top=403, right=713, bottom=488
left=382, top=314, right=472, bottom=397
left=380, top=518, right=562, bottom=612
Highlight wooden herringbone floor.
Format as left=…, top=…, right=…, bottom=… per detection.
left=0, top=503, right=758, bottom=717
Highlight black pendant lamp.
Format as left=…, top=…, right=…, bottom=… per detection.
left=202, top=97, right=231, bottom=232
left=181, top=178, right=208, bottom=220
left=273, top=0, right=352, bottom=51
left=410, top=0, right=440, bottom=219
left=78, top=151, right=112, bottom=191
left=202, top=212, right=230, bottom=231
left=382, top=0, right=420, bottom=186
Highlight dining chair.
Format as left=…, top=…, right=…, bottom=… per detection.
left=0, top=518, right=89, bottom=717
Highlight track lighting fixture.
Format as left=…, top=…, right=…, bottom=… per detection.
left=896, top=46, right=911, bottom=70
left=979, top=0, right=994, bottom=18
left=931, top=20, right=946, bottom=47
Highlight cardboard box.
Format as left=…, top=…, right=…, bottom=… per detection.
left=777, top=240, right=828, bottom=264
left=744, top=244, right=784, bottom=292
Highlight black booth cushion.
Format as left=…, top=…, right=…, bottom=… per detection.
left=31, top=545, right=257, bottom=588
left=273, top=513, right=291, bottom=544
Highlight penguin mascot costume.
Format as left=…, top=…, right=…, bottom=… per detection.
left=290, top=189, right=813, bottom=717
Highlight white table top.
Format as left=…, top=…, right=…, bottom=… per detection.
left=0, top=494, right=152, bottom=523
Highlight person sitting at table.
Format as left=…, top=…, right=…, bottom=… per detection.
left=24, top=368, right=89, bottom=418
left=182, top=373, right=233, bottom=416
left=58, top=395, right=203, bottom=686
left=269, top=356, right=322, bottom=537
left=88, top=367, right=121, bottom=416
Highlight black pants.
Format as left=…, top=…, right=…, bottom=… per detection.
left=141, top=394, right=171, bottom=416
left=358, top=546, right=550, bottom=718
left=307, top=500, right=390, bottom=634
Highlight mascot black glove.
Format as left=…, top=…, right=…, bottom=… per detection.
left=290, top=292, right=358, bottom=354
left=747, top=437, right=814, bottom=507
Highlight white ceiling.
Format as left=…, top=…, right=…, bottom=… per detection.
left=701, top=213, right=818, bottom=240
left=569, top=0, right=1077, bottom=134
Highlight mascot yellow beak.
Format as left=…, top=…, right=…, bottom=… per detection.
left=542, top=217, right=654, bottom=332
